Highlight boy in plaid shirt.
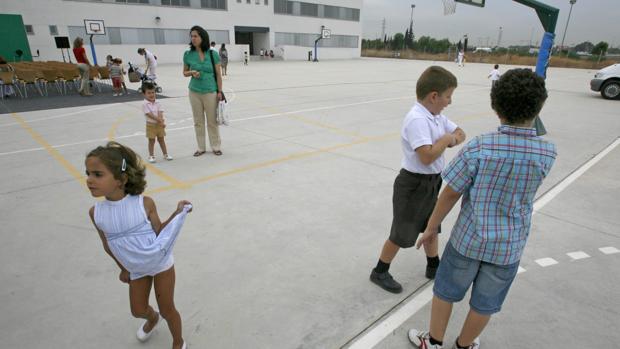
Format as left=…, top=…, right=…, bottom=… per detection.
left=408, top=69, right=557, bottom=349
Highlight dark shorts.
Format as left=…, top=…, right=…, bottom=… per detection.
left=389, top=169, right=442, bottom=248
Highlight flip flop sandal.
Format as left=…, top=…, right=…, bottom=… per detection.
left=213, top=150, right=223, bottom=156
left=193, top=150, right=206, bottom=157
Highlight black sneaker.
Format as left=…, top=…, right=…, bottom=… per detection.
left=425, top=263, right=439, bottom=279
left=370, top=270, right=403, bottom=293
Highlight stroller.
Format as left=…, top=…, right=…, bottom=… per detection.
left=127, top=61, right=162, bottom=93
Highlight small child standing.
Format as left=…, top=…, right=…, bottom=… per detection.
left=408, top=68, right=557, bottom=349
left=142, top=82, right=172, bottom=163
left=244, top=51, right=249, bottom=65
left=109, top=58, right=124, bottom=96
left=488, top=64, right=501, bottom=88
left=370, top=66, right=466, bottom=294
left=86, top=141, right=191, bottom=349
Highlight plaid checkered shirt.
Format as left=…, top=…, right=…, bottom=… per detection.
left=442, top=125, right=557, bottom=265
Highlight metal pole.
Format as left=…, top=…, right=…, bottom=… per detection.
left=559, top=0, right=577, bottom=55
left=497, top=26, right=503, bottom=48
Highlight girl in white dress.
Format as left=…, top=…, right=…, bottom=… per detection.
left=86, top=141, right=191, bottom=349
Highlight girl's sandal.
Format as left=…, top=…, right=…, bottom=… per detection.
left=193, top=150, right=206, bottom=157
left=213, top=150, right=223, bottom=156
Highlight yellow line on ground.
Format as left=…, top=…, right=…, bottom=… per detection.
left=287, top=115, right=369, bottom=139
left=11, top=113, right=86, bottom=187
left=107, top=113, right=189, bottom=189
left=184, top=132, right=398, bottom=187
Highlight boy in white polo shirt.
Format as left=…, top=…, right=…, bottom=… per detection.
left=370, top=66, right=466, bottom=294
left=142, top=82, right=172, bottom=163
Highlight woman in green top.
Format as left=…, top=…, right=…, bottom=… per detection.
left=183, top=25, right=224, bottom=156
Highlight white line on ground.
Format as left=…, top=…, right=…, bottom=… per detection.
left=599, top=246, right=620, bottom=255
left=535, top=258, right=559, bottom=267
left=231, top=96, right=410, bottom=122
left=0, top=95, right=410, bottom=157
left=533, top=137, right=620, bottom=213
left=0, top=104, right=114, bottom=128
left=567, top=251, right=591, bottom=260
left=347, top=284, right=434, bottom=349
left=517, top=266, right=527, bottom=274
left=346, top=137, right=620, bottom=349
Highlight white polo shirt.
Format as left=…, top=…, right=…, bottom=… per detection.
left=401, top=102, right=458, bottom=174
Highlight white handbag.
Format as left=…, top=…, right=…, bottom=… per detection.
left=216, top=100, right=229, bottom=126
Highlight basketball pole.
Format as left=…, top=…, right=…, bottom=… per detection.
left=89, top=34, right=98, bottom=65
left=513, top=0, right=559, bottom=136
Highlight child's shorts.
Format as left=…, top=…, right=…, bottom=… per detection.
left=112, top=77, right=122, bottom=89
left=146, top=123, right=166, bottom=139
left=388, top=169, right=442, bottom=248
left=433, top=242, right=520, bottom=315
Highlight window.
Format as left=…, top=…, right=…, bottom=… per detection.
left=275, top=32, right=358, bottom=48
left=274, top=0, right=292, bottom=14
left=25, top=25, right=34, bottom=35
left=49, top=25, right=59, bottom=36
left=201, top=0, right=226, bottom=9
left=161, top=0, right=190, bottom=6
left=246, top=0, right=251, bottom=3
left=264, top=0, right=268, bottom=5
left=275, top=1, right=359, bottom=21
left=255, top=0, right=260, bottom=4
left=115, top=0, right=149, bottom=3
left=300, top=2, right=317, bottom=16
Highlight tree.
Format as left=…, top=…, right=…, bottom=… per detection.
left=591, top=41, right=609, bottom=55
left=574, top=41, right=594, bottom=52
left=391, top=33, right=405, bottom=50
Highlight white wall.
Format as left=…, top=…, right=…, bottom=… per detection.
left=1, top=0, right=362, bottom=62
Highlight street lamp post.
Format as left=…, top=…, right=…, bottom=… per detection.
left=559, top=0, right=577, bottom=55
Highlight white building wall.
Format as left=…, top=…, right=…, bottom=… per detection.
left=0, top=0, right=362, bottom=63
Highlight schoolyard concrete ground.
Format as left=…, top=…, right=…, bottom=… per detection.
left=1, top=58, right=618, bottom=349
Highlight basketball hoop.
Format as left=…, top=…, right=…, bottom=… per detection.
left=442, top=0, right=457, bottom=15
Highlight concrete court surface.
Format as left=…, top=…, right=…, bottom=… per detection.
left=0, top=58, right=618, bottom=349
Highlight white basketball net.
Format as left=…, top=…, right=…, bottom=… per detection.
left=442, top=0, right=457, bottom=15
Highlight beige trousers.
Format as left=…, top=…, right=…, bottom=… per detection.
left=189, top=90, right=220, bottom=152
left=77, top=63, right=90, bottom=94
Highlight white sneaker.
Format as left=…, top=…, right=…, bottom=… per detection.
left=164, top=154, right=173, bottom=161
left=113, top=93, right=118, bottom=96
left=148, top=156, right=156, bottom=163
left=452, top=337, right=480, bottom=349
left=136, top=312, right=160, bottom=342
left=408, top=329, right=443, bottom=349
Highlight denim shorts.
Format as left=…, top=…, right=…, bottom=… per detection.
left=433, top=242, right=519, bottom=315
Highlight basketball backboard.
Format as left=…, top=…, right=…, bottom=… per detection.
left=455, top=0, right=486, bottom=7
left=443, top=0, right=485, bottom=15
left=84, top=19, right=106, bottom=35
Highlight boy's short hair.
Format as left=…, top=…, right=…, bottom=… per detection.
left=491, top=68, right=547, bottom=124
left=494, top=64, right=499, bottom=69
left=142, top=81, right=156, bottom=92
left=416, top=66, right=458, bottom=99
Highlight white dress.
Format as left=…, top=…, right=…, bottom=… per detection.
left=94, top=195, right=190, bottom=280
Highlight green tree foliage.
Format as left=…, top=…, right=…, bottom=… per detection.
left=391, top=33, right=405, bottom=50
left=591, top=41, right=609, bottom=55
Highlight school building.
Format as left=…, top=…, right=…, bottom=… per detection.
left=0, top=0, right=363, bottom=64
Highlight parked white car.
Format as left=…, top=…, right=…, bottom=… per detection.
left=590, top=63, right=620, bottom=99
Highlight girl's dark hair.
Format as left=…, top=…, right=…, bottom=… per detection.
left=189, top=25, right=210, bottom=52
left=491, top=68, right=547, bottom=124
left=86, top=141, right=146, bottom=195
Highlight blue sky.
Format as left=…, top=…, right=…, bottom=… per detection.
left=361, top=0, right=619, bottom=48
